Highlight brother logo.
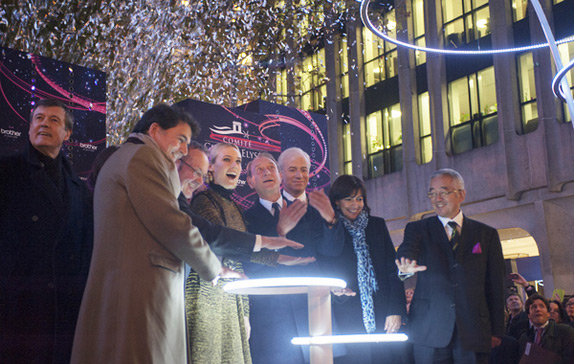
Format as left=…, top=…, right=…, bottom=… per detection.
left=1, top=128, right=22, bottom=138
left=79, top=143, right=98, bottom=152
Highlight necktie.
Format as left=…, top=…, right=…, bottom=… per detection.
left=271, top=202, right=281, bottom=220
left=448, top=221, right=459, bottom=251
left=535, top=327, right=543, bottom=345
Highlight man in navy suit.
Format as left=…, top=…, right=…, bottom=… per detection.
left=243, top=151, right=344, bottom=364
left=396, top=168, right=505, bottom=364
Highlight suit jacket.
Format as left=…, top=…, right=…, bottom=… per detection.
left=0, top=143, right=93, bottom=364
left=178, top=193, right=255, bottom=260
left=518, top=320, right=574, bottom=364
left=244, top=198, right=345, bottom=276
left=243, top=198, right=345, bottom=364
left=396, top=215, right=505, bottom=353
left=71, top=138, right=221, bottom=364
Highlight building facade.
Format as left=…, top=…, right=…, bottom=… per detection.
left=268, top=0, right=574, bottom=296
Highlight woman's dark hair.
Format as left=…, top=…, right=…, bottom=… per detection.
left=328, top=174, right=370, bottom=214
left=131, top=103, right=200, bottom=136
left=549, top=299, right=568, bottom=323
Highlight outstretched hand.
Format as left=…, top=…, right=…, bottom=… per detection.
left=277, top=255, right=316, bottom=266
left=395, top=257, right=427, bottom=274
left=331, top=287, right=356, bottom=297
left=211, top=267, right=248, bottom=286
left=260, top=236, right=304, bottom=250
left=277, top=199, right=307, bottom=237
left=384, top=315, right=402, bottom=333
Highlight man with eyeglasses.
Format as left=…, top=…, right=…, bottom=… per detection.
left=395, top=168, right=505, bottom=364
left=176, top=143, right=304, bottom=265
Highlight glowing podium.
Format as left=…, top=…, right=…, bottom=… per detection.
left=224, top=277, right=346, bottom=364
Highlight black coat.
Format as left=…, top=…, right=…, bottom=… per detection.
left=396, top=215, right=505, bottom=353
left=0, top=144, right=93, bottom=364
left=321, top=215, right=407, bottom=364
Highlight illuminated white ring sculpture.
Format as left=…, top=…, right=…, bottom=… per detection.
left=292, top=333, right=408, bottom=345
left=360, top=0, right=574, bottom=126
left=552, top=58, right=574, bottom=102
left=359, top=0, right=574, bottom=56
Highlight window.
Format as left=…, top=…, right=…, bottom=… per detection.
left=418, top=92, right=432, bottom=163
left=340, top=36, right=349, bottom=99
left=297, top=49, right=327, bottom=111
left=275, top=69, right=288, bottom=105
left=342, top=120, right=352, bottom=174
left=448, top=66, right=499, bottom=154
left=511, top=0, right=529, bottom=22
left=558, top=42, right=574, bottom=122
left=363, top=9, right=398, bottom=88
left=413, top=0, right=426, bottom=65
left=366, top=103, right=403, bottom=177
left=442, top=0, right=490, bottom=48
left=517, top=52, right=538, bottom=133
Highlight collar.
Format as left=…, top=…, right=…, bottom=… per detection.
left=259, top=196, right=284, bottom=214
left=283, top=190, right=307, bottom=203
left=530, top=320, right=550, bottom=330
left=438, top=210, right=464, bottom=229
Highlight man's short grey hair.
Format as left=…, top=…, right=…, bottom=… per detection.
left=430, top=168, right=465, bottom=190
left=277, top=147, right=310, bottom=172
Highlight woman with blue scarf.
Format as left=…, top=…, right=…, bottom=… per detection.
left=324, top=175, right=407, bottom=364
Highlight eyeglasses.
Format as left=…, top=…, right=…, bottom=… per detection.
left=180, top=159, right=207, bottom=182
left=566, top=302, right=574, bottom=307
left=427, top=190, right=461, bottom=199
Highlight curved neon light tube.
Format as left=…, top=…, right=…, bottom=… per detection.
left=359, top=0, right=574, bottom=56
left=552, top=58, right=574, bottom=102
left=223, top=277, right=347, bottom=292
left=292, top=333, right=408, bottom=345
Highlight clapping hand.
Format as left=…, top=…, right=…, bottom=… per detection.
left=308, top=189, right=336, bottom=224
left=277, top=199, right=307, bottom=237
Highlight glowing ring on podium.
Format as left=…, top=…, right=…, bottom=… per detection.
left=359, top=0, right=574, bottom=56
left=552, top=58, right=574, bottom=102
left=292, top=333, right=409, bottom=345
left=223, top=277, right=346, bottom=295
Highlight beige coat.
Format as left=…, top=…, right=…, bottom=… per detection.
left=71, top=139, right=221, bottom=364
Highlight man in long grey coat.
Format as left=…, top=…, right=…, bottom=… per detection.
left=71, top=104, right=230, bottom=364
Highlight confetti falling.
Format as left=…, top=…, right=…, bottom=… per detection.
left=0, top=0, right=348, bottom=144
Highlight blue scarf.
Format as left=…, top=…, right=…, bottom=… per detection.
left=339, top=210, right=378, bottom=333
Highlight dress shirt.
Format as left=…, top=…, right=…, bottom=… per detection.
left=282, top=190, right=307, bottom=204
left=259, top=196, right=284, bottom=216
left=438, top=210, right=464, bottom=238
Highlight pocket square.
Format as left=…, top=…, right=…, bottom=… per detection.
left=472, top=243, right=482, bottom=254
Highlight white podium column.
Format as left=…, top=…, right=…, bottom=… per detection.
left=307, top=286, right=333, bottom=364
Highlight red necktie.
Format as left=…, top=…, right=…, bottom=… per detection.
left=534, top=327, right=543, bottom=345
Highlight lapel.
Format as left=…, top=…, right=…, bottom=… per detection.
left=455, top=216, right=476, bottom=262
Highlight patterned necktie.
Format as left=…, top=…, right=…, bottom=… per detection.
left=535, top=327, right=543, bottom=345
left=448, top=221, right=459, bottom=251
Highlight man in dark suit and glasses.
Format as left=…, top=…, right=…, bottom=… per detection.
left=396, top=168, right=505, bottom=364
